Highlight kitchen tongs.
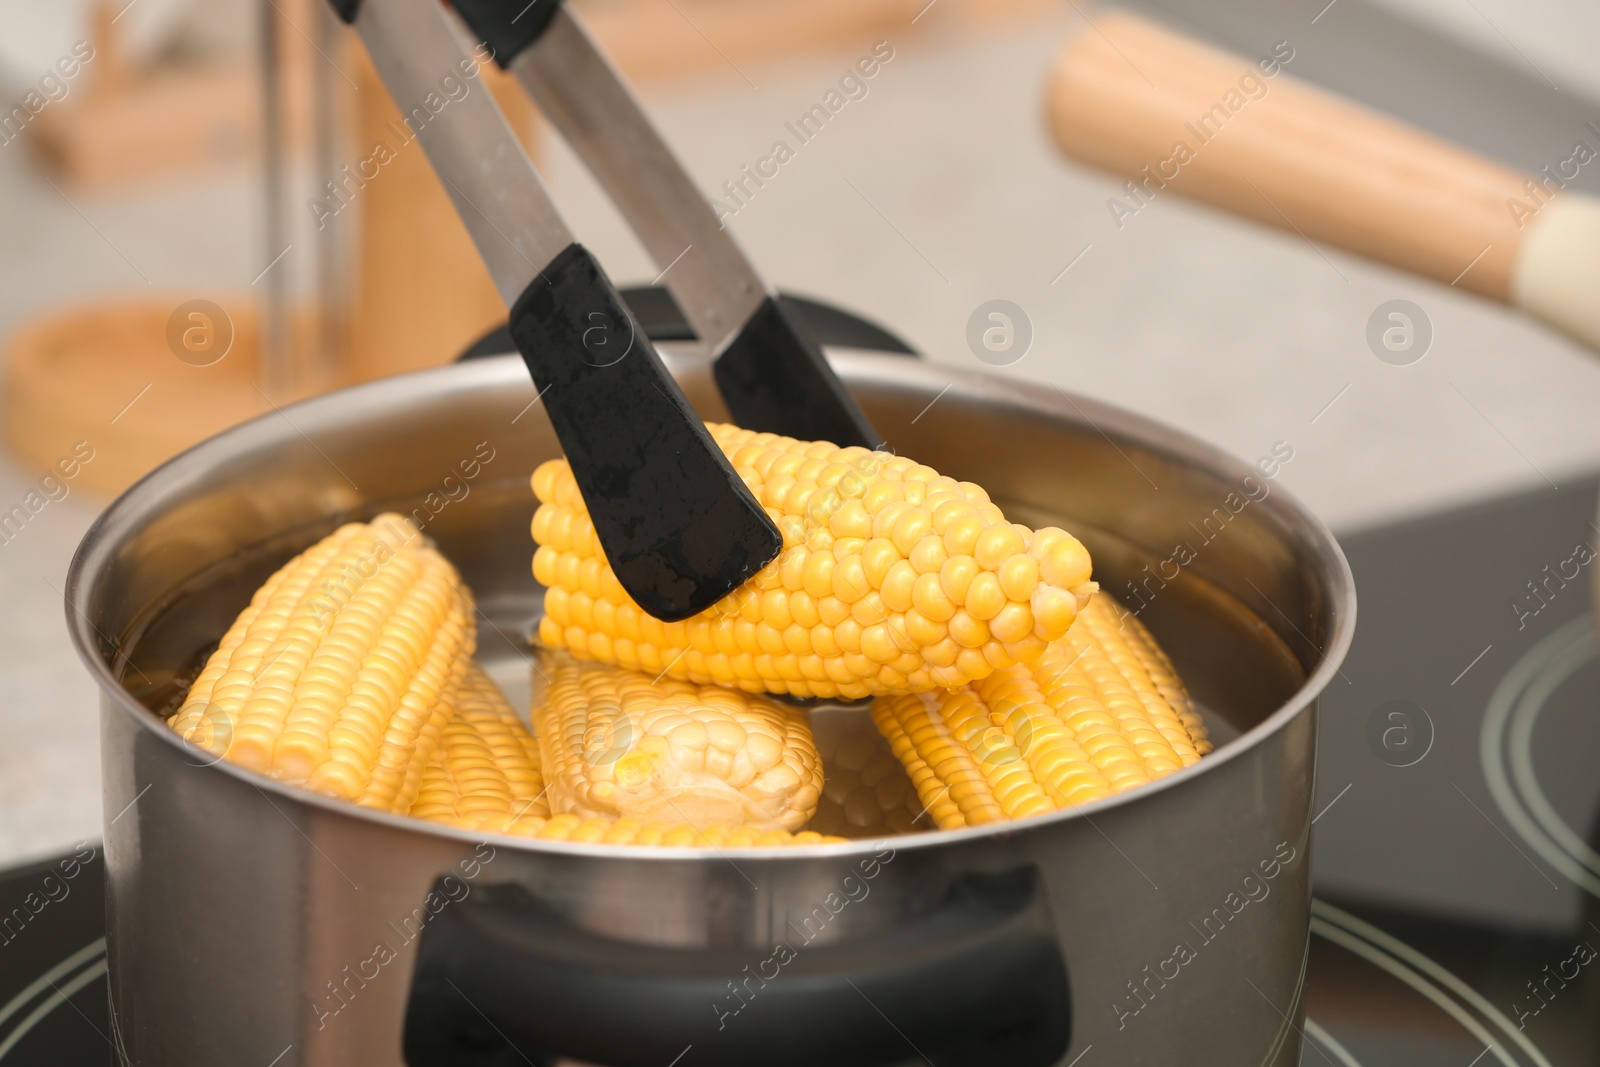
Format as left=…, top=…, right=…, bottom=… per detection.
left=326, top=0, right=881, bottom=623
left=454, top=0, right=881, bottom=450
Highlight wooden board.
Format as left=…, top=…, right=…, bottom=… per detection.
left=2, top=297, right=278, bottom=497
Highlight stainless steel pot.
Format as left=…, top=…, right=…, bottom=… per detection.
left=67, top=349, right=1354, bottom=1067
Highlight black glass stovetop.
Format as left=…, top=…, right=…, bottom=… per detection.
left=5, top=478, right=1599, bottom=1066
left=1301, top=474, right=1600, bottom=1066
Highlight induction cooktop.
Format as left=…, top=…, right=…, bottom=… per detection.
left=4, top=477, right=1599, bottom=1066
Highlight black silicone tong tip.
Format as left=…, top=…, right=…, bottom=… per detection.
left=714, top=295, right=883, bottom=450
left=510, top=246, right=782, bottom=621
left=451, top=0, right=561, bottom=66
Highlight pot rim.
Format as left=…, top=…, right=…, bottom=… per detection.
left=67, top=352, right=1356, bottom=860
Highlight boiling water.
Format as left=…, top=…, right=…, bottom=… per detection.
left=117, top=496, right=1306, bottom=840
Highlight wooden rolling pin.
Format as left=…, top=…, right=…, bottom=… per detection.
left=1046, top=11, right=1600, bottom=352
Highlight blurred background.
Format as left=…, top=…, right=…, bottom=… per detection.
left=2, top=0, right=1600, bottom=1062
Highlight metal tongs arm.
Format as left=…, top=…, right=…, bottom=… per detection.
left=327, top=0, right=782, bottom=621
left=451, top=0, right=882, bottom=450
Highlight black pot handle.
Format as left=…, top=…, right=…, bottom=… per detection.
left=403, top=868, right=1069, bottom=1067
left=456, top=289, right=921, bottom=363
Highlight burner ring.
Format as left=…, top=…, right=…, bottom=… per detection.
left=1303, top=1018, right=1364, bottom=1066
left=1481, top=614, right=1600, bottom=898
left=1309, top=901, right=1552, bottom=1067
left=0, top=938, right=106, bottom=1061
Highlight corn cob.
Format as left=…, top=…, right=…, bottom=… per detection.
left=407, top=674, right=840, bottom=845
left=872, top=592, right=1210, bottom=829
left=409, top=663, right=549, bottom=827
left=168, top=514, right=474, bottom=814
left=532, top=423, right=1097, bottom=699
left=808, top=719, right=932, bottom=839
left=533, top=652, right=824, bottom=832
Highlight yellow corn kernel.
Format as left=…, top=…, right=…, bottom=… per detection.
left=533, top=652, right=824, bottom=832
left=532, top=423, right=1097, bottom=699
left=808, top=720, right=933, bottom=839
left=871, top=592, right=1209, bottom=829
left=409, top=663, right=549, bottom=825
left=168, top=514, right=475, bottom=815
